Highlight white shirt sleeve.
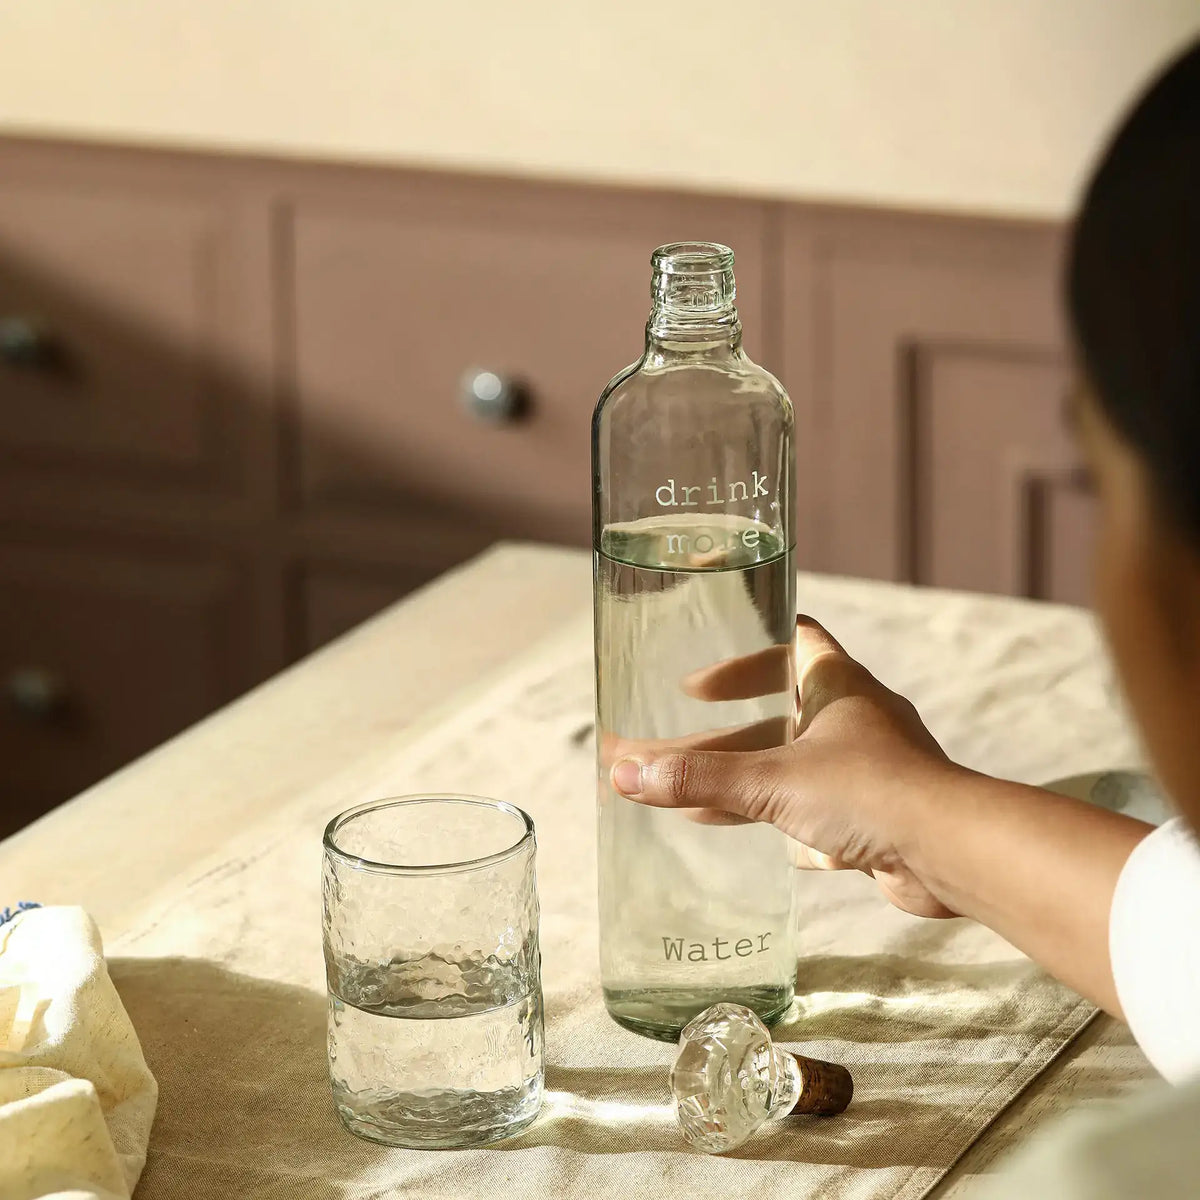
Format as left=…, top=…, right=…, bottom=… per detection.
left=1109, top=816, right=1200, bottom=1083
left=980, top=816, right=1200, bottom=1197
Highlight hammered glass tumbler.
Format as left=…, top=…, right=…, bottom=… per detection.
left=322, top=795, right=544, bottom=1147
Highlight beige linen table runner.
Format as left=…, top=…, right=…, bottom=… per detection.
left=107, top=574, right=1144, bottom=1199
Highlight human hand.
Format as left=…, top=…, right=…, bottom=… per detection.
left=610, top=617, right=965, bottom=918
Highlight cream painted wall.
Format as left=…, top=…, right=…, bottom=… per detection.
left=1, top=0, right=1197, bottom=217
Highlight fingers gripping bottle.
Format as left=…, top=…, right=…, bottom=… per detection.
left=592, top=242, right=797, bottom=1040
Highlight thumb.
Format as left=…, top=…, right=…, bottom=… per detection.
left=611, top=747, right=787, bottom=823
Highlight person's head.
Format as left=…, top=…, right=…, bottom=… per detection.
left=1068, top=38, right=1200, bottom=816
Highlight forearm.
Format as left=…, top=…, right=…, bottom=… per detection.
left=903, top=767, right=1153, bottom=1017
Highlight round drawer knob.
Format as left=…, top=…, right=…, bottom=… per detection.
left=459, top=369, right=527, bottom=424
left=0, top=317, right=55, bottom=368
left=5, top=668, right=66, bottom=720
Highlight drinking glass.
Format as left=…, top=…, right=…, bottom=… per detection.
left=322, top=794, right=544, bottom=1147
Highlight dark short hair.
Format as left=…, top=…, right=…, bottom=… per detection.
left=1067, top=39, right=1200, bottom=543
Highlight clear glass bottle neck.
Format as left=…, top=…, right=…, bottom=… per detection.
left=643, top=318, right=743, bottom=365
left=644, top=241, right=742, bottom=364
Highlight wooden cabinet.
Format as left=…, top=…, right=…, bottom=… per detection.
left=0, top=170, right=260, bottom=499
left=781, top=210, right=1090, bottom=604
left=293, top=563, right=430, bottom=654
left=0, top=134, right=1079, bottom=827
left=0, top=534, right=253, bottom=835
left=285, top=179, right=768, bottom=543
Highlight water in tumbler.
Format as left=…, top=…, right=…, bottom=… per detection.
left=595, top=516, right=795, bottom=1039
left=328, top=956, right=543, bottom=1147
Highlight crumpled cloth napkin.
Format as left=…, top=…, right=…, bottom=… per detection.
left=0, top=906, right=156, bottom=1200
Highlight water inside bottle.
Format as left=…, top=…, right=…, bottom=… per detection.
left=595, top=513, right=796, bottom=1040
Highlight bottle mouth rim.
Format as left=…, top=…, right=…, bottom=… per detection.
left=651, top=241, right=735, bottom=275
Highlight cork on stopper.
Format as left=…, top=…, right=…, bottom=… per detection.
left=792, top=1055, right=854, bottom=1116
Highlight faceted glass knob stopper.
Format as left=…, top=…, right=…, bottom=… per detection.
left=671, top=1002, right=854, bottom=1154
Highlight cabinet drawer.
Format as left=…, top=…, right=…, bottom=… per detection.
left=286, top=180, right=769, bottom=542
left=0, top=536, right=252, bottom=834
left=0, top=179, right=244, bottom=484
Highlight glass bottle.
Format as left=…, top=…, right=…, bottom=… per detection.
left=592, top=241, right=796, bottom=1040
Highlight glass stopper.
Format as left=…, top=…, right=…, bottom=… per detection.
left=671, top=1002, right=853, bottom=1154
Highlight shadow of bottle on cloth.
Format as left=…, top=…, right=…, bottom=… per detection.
left=107, top=954, right=1124, bottom=1182
left=505, top=952, right=1109, bottom=1169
